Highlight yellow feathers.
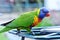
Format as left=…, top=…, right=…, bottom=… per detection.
left=32, top=9, right=40, bottom=26
left=37, top=9, right=40, bottom=15
left=32, top=16, right=39, bottom=26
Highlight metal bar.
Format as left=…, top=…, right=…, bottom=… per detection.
left=21, top=37, right=25, bottom=40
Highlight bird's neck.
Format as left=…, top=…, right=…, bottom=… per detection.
left=32, top=17, right=42, bottom=27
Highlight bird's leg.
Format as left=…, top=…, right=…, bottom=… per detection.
left=30, top=26, right=35, bottom=35
left=30, top=26, right=32, bottom=30
left=27, top=26, right=33, bottom=34
left=29, top=26, right=36, bottom=35
left=24, top=27, right=31, bottom=34
left=16, top=28, right=20, bottom=35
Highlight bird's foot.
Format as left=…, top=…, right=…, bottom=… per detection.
left=15, top=31, right=20, bottom=36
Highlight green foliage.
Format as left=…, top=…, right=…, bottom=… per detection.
left=0, top=26, right=8, bottom=40
left=35, top=17, right=53, bottom=27
left=0, top=33, right=8, bottom=40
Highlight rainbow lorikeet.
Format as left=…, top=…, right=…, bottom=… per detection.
left=0, top=8, right=50, bottom=34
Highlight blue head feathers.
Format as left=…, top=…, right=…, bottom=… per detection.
left=38, top=8, right=49, bottom=19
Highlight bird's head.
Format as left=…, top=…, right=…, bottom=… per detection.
left=38, top=7, right=50, bottom=19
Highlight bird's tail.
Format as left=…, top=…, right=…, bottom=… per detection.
left=0, top=26, right=11, bottom=33
left=1, top=19, right=15, bottom=26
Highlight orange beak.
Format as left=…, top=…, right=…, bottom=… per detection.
left=46, top=13, right=50, bottom=17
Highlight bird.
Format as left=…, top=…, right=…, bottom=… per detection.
left=0, top=7, right=50, bottom=34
